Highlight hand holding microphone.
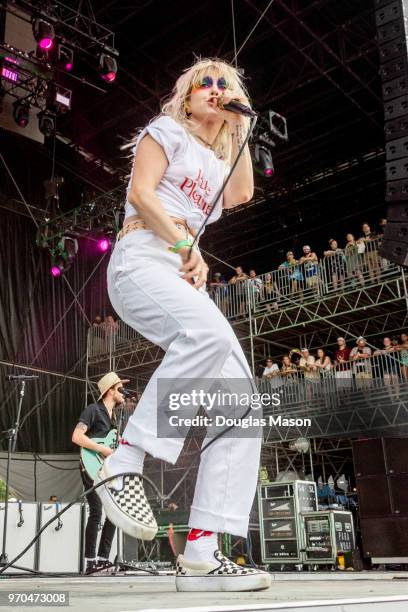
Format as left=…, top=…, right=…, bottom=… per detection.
left=217, top=94, right=257, bottom=118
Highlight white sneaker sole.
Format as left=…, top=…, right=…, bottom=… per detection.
left=175, top=572, right=271, bottom=592
left=94, top=468, right=157, bottom=541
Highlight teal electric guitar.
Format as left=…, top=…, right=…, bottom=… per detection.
left=80, top=429, right=118, bottom=481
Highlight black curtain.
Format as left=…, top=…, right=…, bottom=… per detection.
left=0, top=209, right=111, bottom=452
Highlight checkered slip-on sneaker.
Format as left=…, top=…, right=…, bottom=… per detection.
left=85, top=559, right=115, bottom=575
left=94, top=462, right=158, bottom=541
left=175, top=549, right=271, bottom=592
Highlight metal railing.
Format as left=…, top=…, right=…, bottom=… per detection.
left=87, top=320, right=142, bottom=358
left=210, top=238, right=399, bottom=319
left=257, top=351, right=407, bottom=408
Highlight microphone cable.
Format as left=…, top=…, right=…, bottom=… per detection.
left=189, top=113, right=258, bottom=252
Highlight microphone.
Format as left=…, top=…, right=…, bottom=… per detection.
left=218, top=98, right=257, bottom=118
left=118, top=387, right=132, bottom=398
left=5, top=375, right=39, bottom=381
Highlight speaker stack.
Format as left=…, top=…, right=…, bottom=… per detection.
left=353, top=437, right=408, bottom=564
left=376, top=0, right=408, bottom=265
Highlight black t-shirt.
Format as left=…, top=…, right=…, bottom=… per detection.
left=77, top=401, right=116, bottom=439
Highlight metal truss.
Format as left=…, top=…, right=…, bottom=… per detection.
left=37, top=185, right=125, bottom=245
left=84, top=271, right=408, bottom=391
left=66, top=0, right=381, bottom=169
left=0, top=191, right=48, bottom=222
left=263, top=383, right=408, bottom=443
left=244, top=0, right=382, bottom=130
left=204, top=151, right=385, bottom=261
left=7, top=0, right=118, bottom=54
left=248, top=308, right=408, bottom=362
left=249, top=274, right=406, bottom=339
left=261, top=437, right=354, bottom=483
left=34, top=148, right=384, bottom=250
left=87, top=341, right=163, bottom=380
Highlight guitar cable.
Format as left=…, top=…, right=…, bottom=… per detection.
left=0, top=115, right=262, bottom=576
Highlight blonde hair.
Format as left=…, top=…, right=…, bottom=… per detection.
left=161, top=58, right=250, bottom=162
left=124, top=57, right=250, bottom=164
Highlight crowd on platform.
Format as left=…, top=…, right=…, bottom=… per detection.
left=208, top=219, right=389, bottom=306
left=91, top=314, right=119, bottom=333
left=258, top=332, right=408, bottom=385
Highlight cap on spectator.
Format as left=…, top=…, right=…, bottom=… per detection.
left=301, top=347, right=308, bottom=352
left=357, top=336, right=365, bottom=342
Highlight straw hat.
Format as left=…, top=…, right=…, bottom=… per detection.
left=97, top=372, right=129, bottom=400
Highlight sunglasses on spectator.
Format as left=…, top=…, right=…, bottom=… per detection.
left=192, top=76, right=228, bottom=91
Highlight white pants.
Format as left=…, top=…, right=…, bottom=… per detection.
left=107, top=229, right=262, bottom=537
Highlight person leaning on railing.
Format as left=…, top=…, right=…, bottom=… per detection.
left=373, top=337, right=399, bottom=385
left=278, top=251, right=303, bottom=298
left=228, top=266, right=249, bottom=316
left=209, top=272, right=228, bottom=313
left=359, top=223, right=380, bottom=282
left=350, top=336, right=372, bottom=384
left=299, top=245, right=319, bottom=295
left=262, top=272, right=280, bottom=311
left=298, top=348, right=320, bottom=382
left=395, top=332, right=408, bottom=380
left=323, top=239, right=346, bottom=292
left=281, top=355, right=298, bottom=382
left=262, top=357, right=282, bottom=389
left=344, top=234, right=364, bottom=287
left=314, top=348, right=333, bottom=379
left=334, top=337, right=352, bottom=386
left=248, top=269, right=263, bottom=305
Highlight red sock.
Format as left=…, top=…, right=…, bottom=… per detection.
left=187, top=528, right=214, bottom=541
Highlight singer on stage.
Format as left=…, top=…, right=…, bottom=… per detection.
left=96, top=58, right=271, bottom=591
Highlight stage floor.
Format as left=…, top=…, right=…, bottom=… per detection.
left=1, top=572, right=408, bottom=611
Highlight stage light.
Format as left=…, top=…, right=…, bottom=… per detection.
left=50, top=265, right=62, bottom=277
left=50, top=236, right=78, bottom=276
left=33, top=19, right=55, bottom=51
left=57, top=44, right=74, bottom=72
left=12, top=100, right=30, bottom=127
left=97, top=238, right=110, bottom=252
left=99, top=54, right=117, bottom=82
left=38, top=110, right=56, bottom=137
left=253, top=144, right=274, bottom=177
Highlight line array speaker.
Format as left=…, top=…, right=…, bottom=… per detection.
left=376, top=0, right=408, bottom=264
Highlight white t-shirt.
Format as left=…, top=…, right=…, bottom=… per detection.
left=124, top=115, right=229, bottom=234
left=263, top=364, right=279, bottom=377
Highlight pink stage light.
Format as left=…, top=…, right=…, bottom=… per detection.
left=102, top=71, right=116, bottom=83
left=97, top=238, right=110, bottom=252
left=65, top=62, right=73, bottom=71
left=264, top=168, right=274, bottom=176
left=39, top=38, right=54, bottom=50
left=51, top=265, right=61, bottom=277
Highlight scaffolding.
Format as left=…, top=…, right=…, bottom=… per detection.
left=84, top=249, right=408, bottom=515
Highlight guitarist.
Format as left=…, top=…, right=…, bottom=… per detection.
left=72, top=371, right=129, bottom=574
